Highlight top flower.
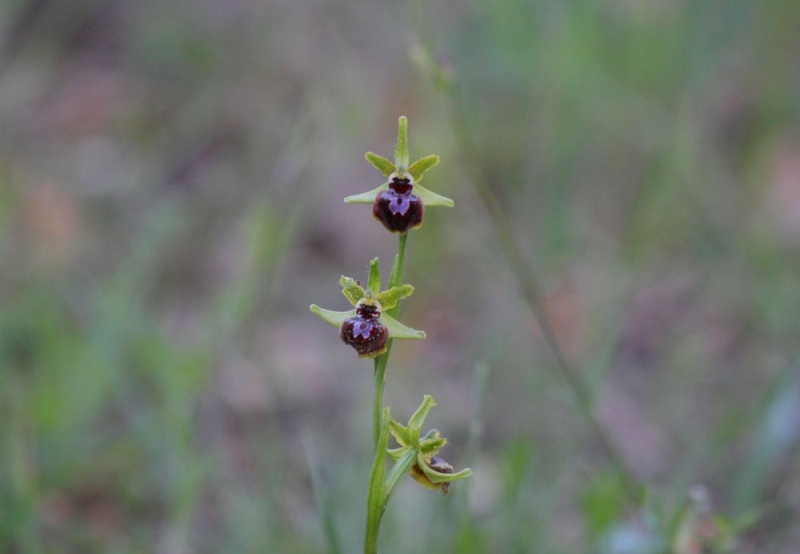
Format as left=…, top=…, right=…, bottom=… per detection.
left=345, top=116, right=454, bottom=234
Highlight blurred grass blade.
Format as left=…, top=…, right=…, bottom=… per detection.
left=302, top=433, right=342, bottom=554
left=457, top=362, right=490, bottom=548
left=733, top=368, right=800, bottom=513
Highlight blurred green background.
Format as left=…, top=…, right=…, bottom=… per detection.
left=1, top=0, right=800, bottom=552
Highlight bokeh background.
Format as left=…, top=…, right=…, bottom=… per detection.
left=2, top=0, right=800, bottom=552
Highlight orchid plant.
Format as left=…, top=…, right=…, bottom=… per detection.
left=310, top=117, right=471, bottom=553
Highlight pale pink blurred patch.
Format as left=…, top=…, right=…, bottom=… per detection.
left=597, top=388, right=672, bottom=479
left=37, top=67, right=131, bottom=137
left=259, top=317, right=354, bottom=407
left=540, top=280, right=587, bottom=361
left=19, top=182, right=82, bottom=272
left=763, top=142, right=800, bottom=246
left=218, top=358, right=273, bottom=415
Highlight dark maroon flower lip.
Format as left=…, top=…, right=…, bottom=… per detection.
left=373, top=184, right=424, bottom=234
left=339, top=304, right=389, bottom=358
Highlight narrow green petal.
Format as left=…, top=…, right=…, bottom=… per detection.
left=339, top=276, right=365, bottom=306
left=368, top=258, right=381, bottom=296
left=419, top=436, right=447, bottom=456
left=309, top=305, right=355, bottom=328
left=375, top=284, right=414, bottom=310
left=365, top=152, right=396, bottom=177
left=408, top=395, right=437, bottom=431
left=380, top=313, right=425, bottom=340
left=408, top=155, right=439, bottom=182
left=414, top=183, right=454, bottom=207
left=344, top=183, right=387, bottom=204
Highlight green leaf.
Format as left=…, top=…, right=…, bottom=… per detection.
left=368, top=258, right=381, bottom=296
left=344, top=183, right=387, bottom=204
left=381, top=313, right=425, bottom=340
left=309, top=305, right=355, bottom=327
left=414, top=183, right=454, bottom=207
left=375, top=284, right=414, bottom=310
left=408, top=155, right=439, bottom=182
left=365, top=152, right=396, bottom=177
left=408, top=395, right=437, bottom=432
left=394, top=116, right=409, bottom=170
left=366, top=408, right=392, bottom=544
left=386, top=447, right=407, bottom=461
left=387, top=237, right=406, bottom=293
left=340, top=276, right=365, bottom=306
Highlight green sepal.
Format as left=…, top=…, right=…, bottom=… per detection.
left=309, top=305, right=355, bottom=327
left=344, top=183, right=387, bottom=204
left=389, top=419, right=414, bottom=448
left=365, top=152, right=396, bottom=177
left=414, top=183, right=454, bottom=207
left=394, top=116, right=409, bottom=170
left=340, top=276, right=365, bottom=306
left=417, top=452, right=473, bottom=484
left=344, top=180, right=453, bottom=207
left=408, top=155, right=439, bottom=182
left=381, top=313, right=425, bottom=340
left=368, top=258, right=381, bottom=296
left=408, top=395, right=437, bottom=433
left=375, top=284, right=414, bottom=310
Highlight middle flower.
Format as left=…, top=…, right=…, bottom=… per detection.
left=340, top=299, right=390, bottom=358
left=310, top=258, right=426, bottom=359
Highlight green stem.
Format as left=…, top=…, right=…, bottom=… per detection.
left=372, top=233, right=409, bottom=448
left=366, top=232, right=410, bottom=553
left=373, top=356, right=388, bottom=450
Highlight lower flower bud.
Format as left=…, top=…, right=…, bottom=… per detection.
left=410, top=455, right=454, bottom=495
